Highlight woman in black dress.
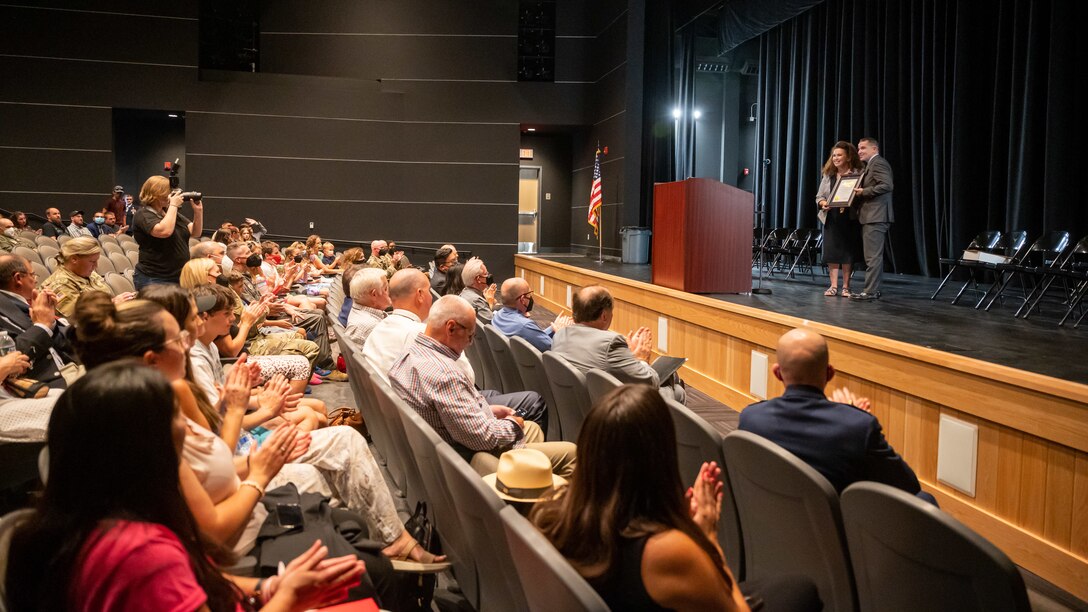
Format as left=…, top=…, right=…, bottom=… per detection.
left=816, top=141, right=864, bottom=296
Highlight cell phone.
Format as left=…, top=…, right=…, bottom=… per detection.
left=275, top=502, right=304, bottom=528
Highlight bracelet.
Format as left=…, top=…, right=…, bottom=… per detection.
left=247, top=577, right=265, bottom=608
left=239, top=480, right=265, bottom=497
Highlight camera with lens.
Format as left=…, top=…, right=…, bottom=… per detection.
left=163, top=159, right=202, bottom=202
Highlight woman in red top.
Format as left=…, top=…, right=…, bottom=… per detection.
left=4, top=362, right=364, bottom=611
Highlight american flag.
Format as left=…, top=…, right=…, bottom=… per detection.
left=588, top=146, right=603, bottom=237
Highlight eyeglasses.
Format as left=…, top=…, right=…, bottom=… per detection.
left=162, top=330, right=193, bottom=351
left=451, top=321, right=475, bottom=343
left=518, top=291, right=534, bottom=300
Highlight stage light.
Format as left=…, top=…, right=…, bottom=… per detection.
left=526, top=128, right=536, bottom=132
left=693, top=109, right=702, bottom=120
left=671, top=107, right=682, bottom=119
left=168, top=113, right=179, bottom=118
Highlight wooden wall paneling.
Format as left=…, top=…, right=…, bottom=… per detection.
left=1018, top=436, right=1050, bottom=536
left=931, top=488, right=1088, bottom=601
left=1072, top=454, right=1088, bottom=557
left=884, top=390, right=908, bottom=454
left=1042, top=443, right=1075, bottom=547
left=517, top=255, right=1088, bottom=601
left=996, top=429, right=1025, bottom=520
left=974, top=414, right=1001, bottom=509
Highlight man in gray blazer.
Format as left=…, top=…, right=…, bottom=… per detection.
left=458, top=256, right=497, bottom=321
left=851, top=137, right=894, bottom=300
left=551, top=285, right=685, bottom=403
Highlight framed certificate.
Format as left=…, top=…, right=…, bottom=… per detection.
left=829, top=174, right=862, bottom=208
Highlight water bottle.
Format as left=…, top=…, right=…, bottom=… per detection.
left=0, top=330, right=15, bottom=357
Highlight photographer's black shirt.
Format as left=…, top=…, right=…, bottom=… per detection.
left=133, top=206, right=190, bottom=279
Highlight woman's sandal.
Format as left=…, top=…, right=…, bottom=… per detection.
left=824, top=286, right=839, bottom=296
left=387, top=539, right=451, bottom=574
left=841, top=288, right=852, bottom=298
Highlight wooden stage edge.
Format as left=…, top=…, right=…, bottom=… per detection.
left=515, top=254, right=1088, bottom=602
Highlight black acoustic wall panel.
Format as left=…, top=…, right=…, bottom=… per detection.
left=0, top=0, right=642, bottom=277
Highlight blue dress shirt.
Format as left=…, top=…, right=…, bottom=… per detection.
left=491, top=306, right=553, bottom=352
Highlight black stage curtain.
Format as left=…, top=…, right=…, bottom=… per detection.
left=718, top=0, right=825, bottom=53
left=755, top=0, right=1085, bottom=276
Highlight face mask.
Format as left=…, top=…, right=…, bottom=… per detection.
left=271, top=254, right=283, bottom=264
left=3, top=228, right=15, bottom=237
left=525, top=296, right=535, bottom=312
left=245, top=254, right=262, bottom=268
left=378, top=248, right=389, bottom=257
left=94, top=217, right=105, bottom=224
left=485, top=274, right=494, bottom=286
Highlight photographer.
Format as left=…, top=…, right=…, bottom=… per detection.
left=132, top=175, right=203, bottom=288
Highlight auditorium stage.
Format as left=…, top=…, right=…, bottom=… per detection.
left=514, top=253, right=1088, bottom=601
left=530, top=253, right=1087, bottom=385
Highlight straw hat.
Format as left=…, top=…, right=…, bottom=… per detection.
left=483, top=448, right=567, bottom=503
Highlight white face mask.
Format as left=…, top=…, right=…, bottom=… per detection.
left=3, top=228, right=15, bottom=237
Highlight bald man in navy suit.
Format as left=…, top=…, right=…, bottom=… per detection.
left=740, top=328, right=936, bottom=505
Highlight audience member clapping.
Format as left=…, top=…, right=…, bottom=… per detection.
left=532, top=384, right=819, bottom=611
left=491, top=277, right=571, bottom=352
left=459, top=256, right=497, bottom=320
left=67, top=291, right=447, bottom=606
left=4, top=362, right=366, bottom=611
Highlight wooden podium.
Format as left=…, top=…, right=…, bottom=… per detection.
left=652, top=178, right=753, bottom=294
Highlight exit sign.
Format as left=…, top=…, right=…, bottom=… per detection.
left=519, top=148, right=534, bottom=159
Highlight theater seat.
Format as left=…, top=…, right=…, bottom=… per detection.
left=541, top=352, right=591, bottom=443
left=723, top=430, right=855, bottom=612
left=841, top=482, right=1030, bottom=612
left=437, top=444, right=528, bottom=612
left=499, top=505, right=608, bottom=612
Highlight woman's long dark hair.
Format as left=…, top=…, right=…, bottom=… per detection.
left=4, top=362, right=244, bottom=611
left=531, top=384, right=732, bottom=588
left=444, top=262, right=465, bottom=296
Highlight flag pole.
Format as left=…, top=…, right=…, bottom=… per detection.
left=597, top=142, right=604, bottom=263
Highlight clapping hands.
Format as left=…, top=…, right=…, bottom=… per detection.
left=626, top=326, right=654, bottom=361
left=686, top=461, right=724, bottom=540
left=260, top=540, right=366, bottom=610
left=830, top=387, right=872, bottom=413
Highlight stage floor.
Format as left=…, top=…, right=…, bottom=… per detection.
left=533, top=254, right=1088, bottom=385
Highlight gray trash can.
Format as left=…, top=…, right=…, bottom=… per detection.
left=621, top=227, right=652, bottom=264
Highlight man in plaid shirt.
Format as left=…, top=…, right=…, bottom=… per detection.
left=390, top=296, right=576, bottom=478
left=346, top=267, right=390, bottom=346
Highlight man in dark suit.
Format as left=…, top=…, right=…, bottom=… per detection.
left=739, top=328, right=936, bottom=504
left=851, top=137, right=894, bottom=300
left=0, top=254, right=77, bottom=389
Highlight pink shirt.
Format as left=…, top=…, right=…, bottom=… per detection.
left=75, top=521, right=209, bottom=612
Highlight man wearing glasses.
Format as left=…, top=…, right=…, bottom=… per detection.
left=0, top=255, right=78, bottom=389
left=491, top=278, right=572, bottom=352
